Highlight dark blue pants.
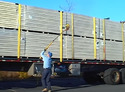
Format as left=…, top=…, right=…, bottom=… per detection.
left=42, top=69, right=52, bottom=90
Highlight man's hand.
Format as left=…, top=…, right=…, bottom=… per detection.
left=44, top=49, right=46, bottom=52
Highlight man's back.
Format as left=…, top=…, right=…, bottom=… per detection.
left=41, top=51, right=52, bottom=68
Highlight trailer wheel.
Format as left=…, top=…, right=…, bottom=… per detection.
left=119, top=68, right=125, bottom=84
left=104, top=68, right=120, bottom=85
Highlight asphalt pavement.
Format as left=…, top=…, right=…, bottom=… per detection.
left=0, top=77, right=125, bottom=92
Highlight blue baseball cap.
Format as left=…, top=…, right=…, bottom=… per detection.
left=48, top=52, right=52, bottom=57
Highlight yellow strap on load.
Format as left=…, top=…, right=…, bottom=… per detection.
left=103, top=19, right=106, bottom=61
left=93, top=17, right=97, bottom=59
left=122, top=23, right=125, bottom=62
left=60, top=11, right=63, bottom=62
left=71, top=13, right=74, bottom=59
left=17, top=4, right=21, bottom=59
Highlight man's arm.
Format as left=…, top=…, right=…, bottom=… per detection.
left=40, top=50, right=46, bottom=58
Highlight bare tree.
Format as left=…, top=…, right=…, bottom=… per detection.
left=59, top=0, right=74, bottom=12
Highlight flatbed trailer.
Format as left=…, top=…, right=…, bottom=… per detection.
left=0, top=1, right=125, bottom=85
left=0, top=55, right=125, bottom=85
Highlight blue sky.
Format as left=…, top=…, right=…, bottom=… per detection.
left=1, top=0, right=125, bottom=22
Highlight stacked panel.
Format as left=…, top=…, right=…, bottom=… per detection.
left=0, top=28, right=17, bottom=56
left=21, top=6, right=60, bottom=33
left=124, top=23, right=125, bottom=60
left=0, top=1, right=18, bottom=28
left=62, top=35, right=72, bottom=58
left=62, top=12, right=72, bottom=35
left=25, top=32, right=60, bottom=58
left=96, top=39, right=103, bottom=60
left=74, top=37, right=94, bottom=60
left=105, top=41, right=122, bottom=61
left=105, top=20, right=122, bottom=41
left=0, top=1, right=124, bottom=61
left=20, top=31, right=26, bottom=56
left=73, top=14, right=93, bottom=37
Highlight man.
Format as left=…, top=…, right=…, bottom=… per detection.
left=41, top=50, right=53, bottom=92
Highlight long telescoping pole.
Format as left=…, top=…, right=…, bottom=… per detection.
left=44, top=24, right=70, bottom=51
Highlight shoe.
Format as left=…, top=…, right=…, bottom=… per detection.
left=42, top=88, right=48, bottom=92
left=48, top=90, right=52, bottom=92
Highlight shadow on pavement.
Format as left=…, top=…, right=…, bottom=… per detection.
left=0, top=76, right=103, bottom=90
left=0, top=77, right=40, bottom=90
left=51, top=77, right=103, bottom=92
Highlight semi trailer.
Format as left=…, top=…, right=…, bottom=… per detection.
left=0, top=1, right=125, bottom=85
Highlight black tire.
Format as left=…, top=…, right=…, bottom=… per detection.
left=104, top=68, right=120, bottom=85
left=119, top=68, right=125, bottom=84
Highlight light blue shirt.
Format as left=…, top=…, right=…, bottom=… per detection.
left=41, top=51, right=52, bottom=68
